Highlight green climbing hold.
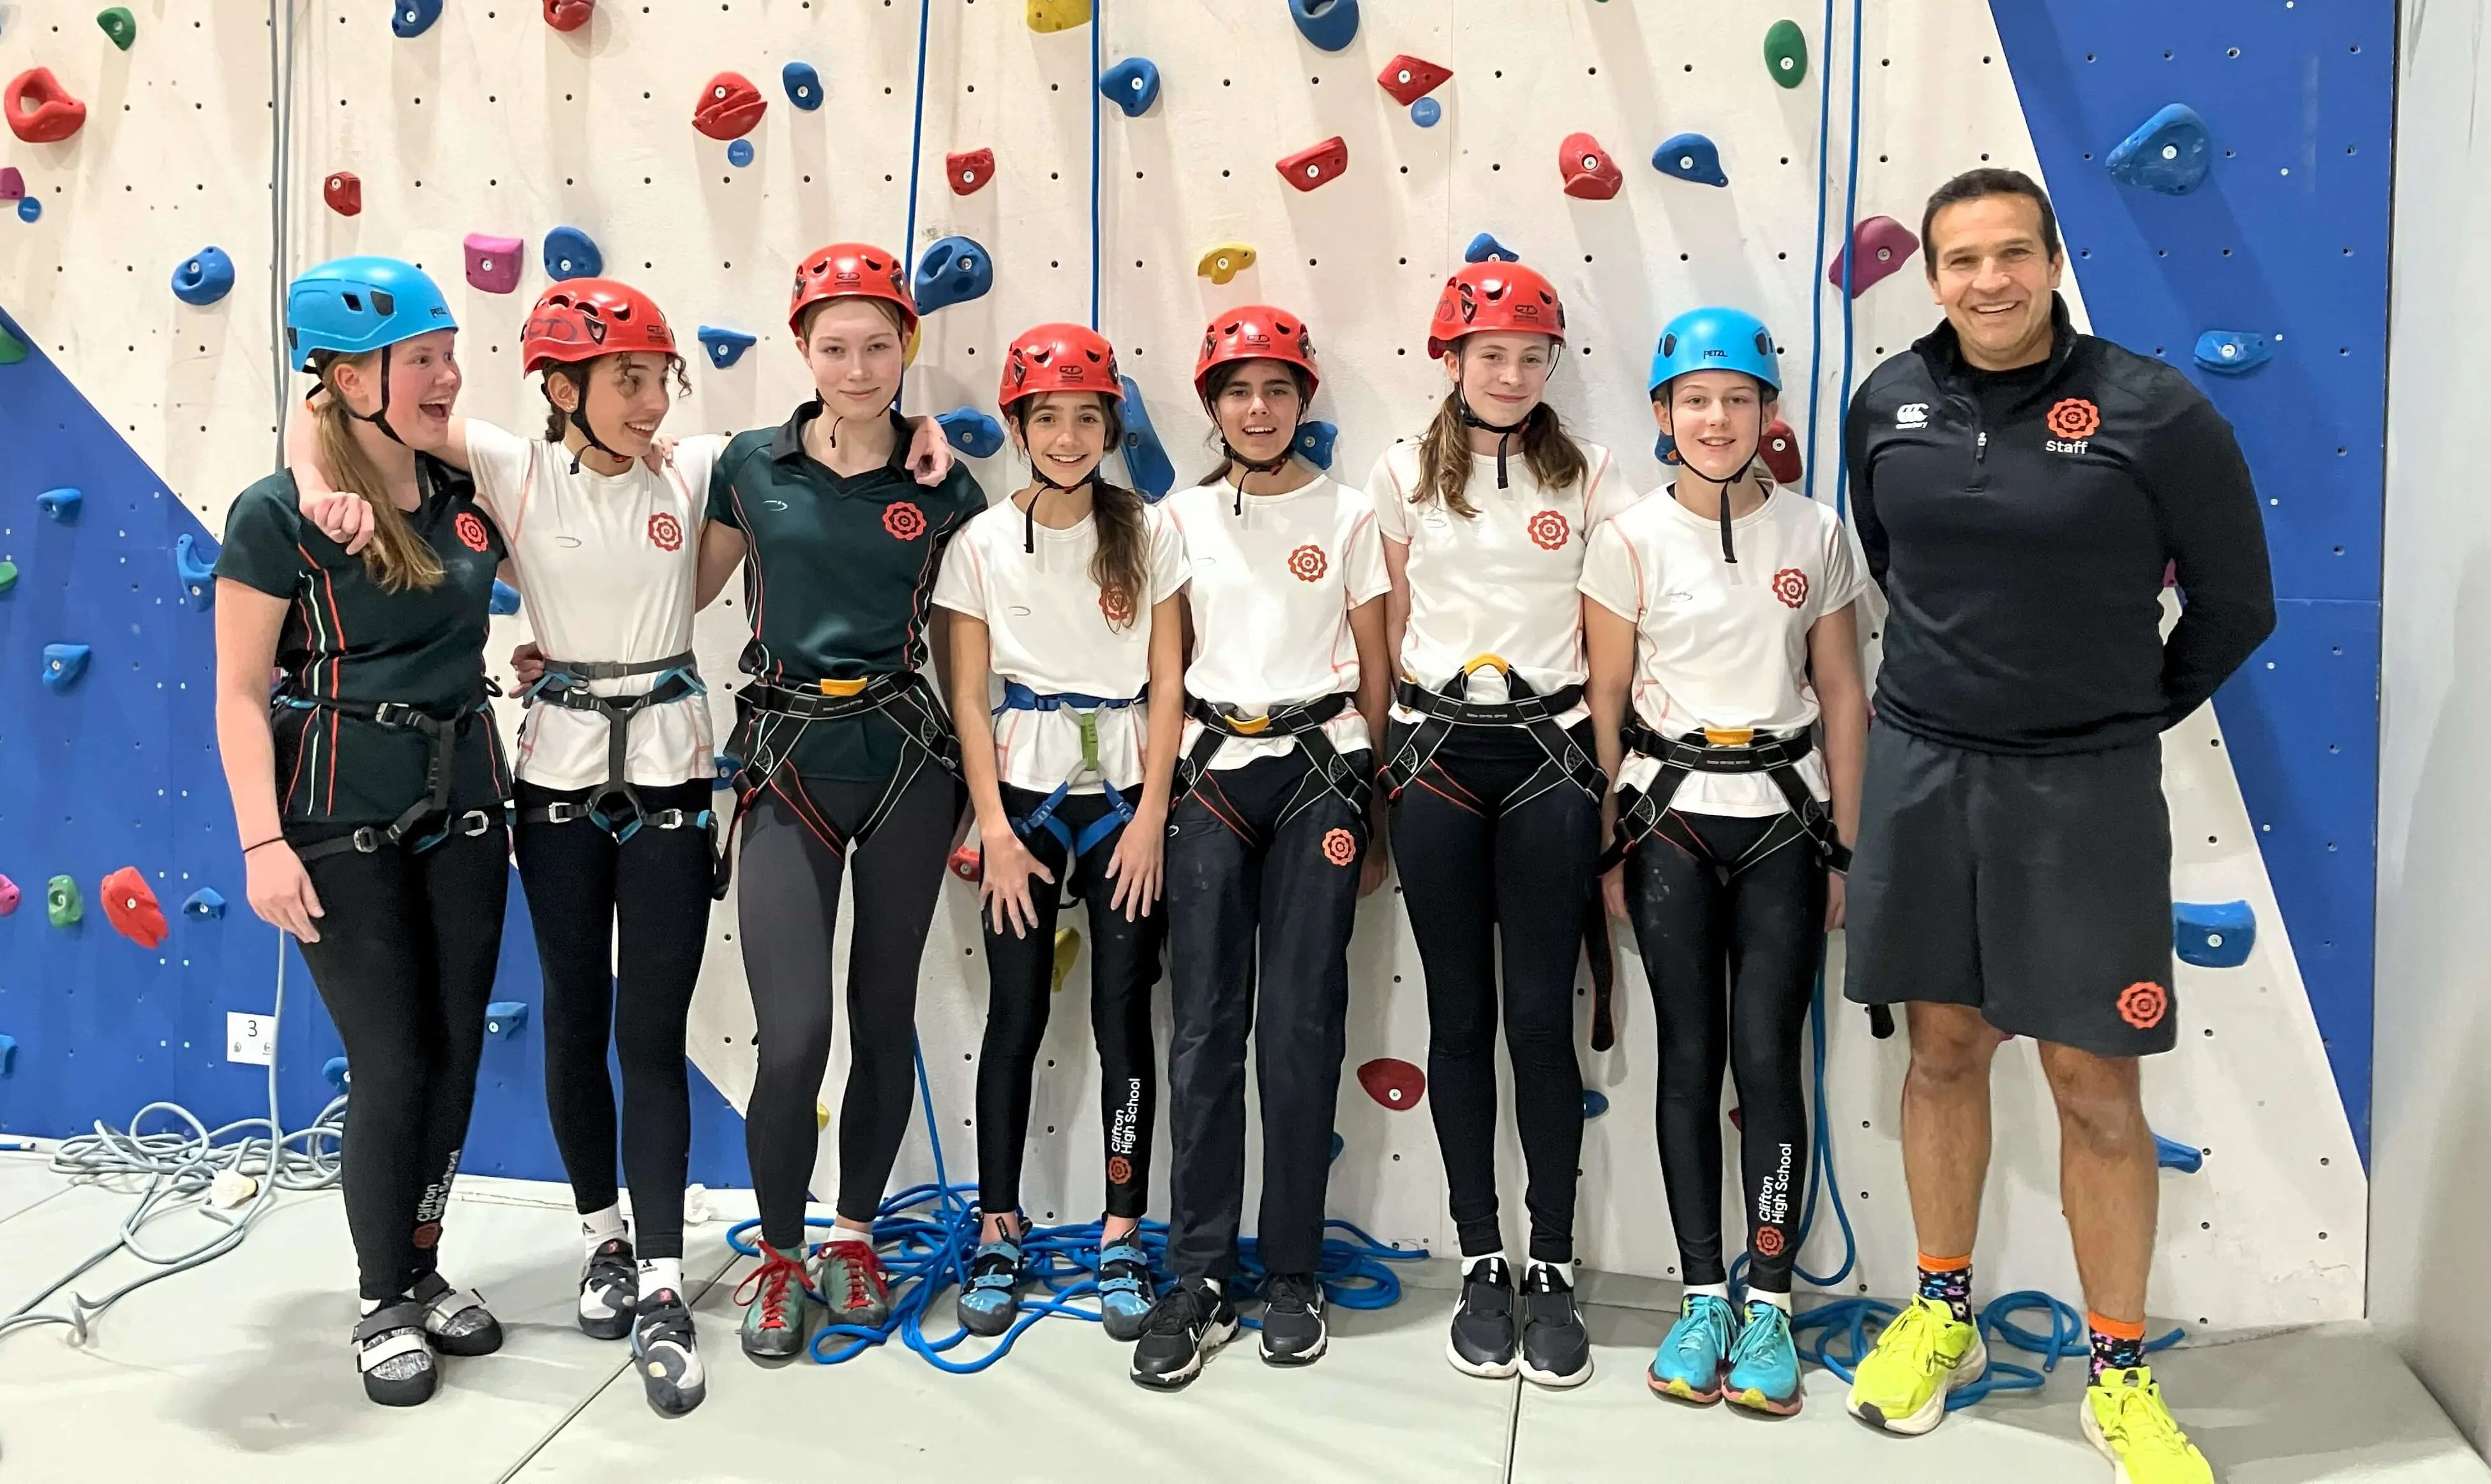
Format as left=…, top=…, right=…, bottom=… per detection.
left=1765, top=19, right=1808, bottom=88
left=0, top=324, right=27, bottom=366
left=97, top=6, right=137, bottom=49
left=0, top=560, right=18, bottom=595
left=47, top=875, right=82, bottom=927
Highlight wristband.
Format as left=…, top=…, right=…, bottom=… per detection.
left=242, top=837, right=285, bottom=855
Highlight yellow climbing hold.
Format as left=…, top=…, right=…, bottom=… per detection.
left=1027, top=0, right=1091, bottom=33
left=815, top=1101, right=831, bottom=1131
left=1052, top=927, right=1082, bottom=992
left=1197, top=243, right=1257, bottom=285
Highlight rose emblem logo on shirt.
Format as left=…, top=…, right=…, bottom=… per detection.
left=1099, top=586, right=1136, bottom=626
left=882, top=500, right=928, bottom=541
left=453, top=512, right=491, bottom=553
left=1321, top=828, right=1358, bottom=867
left=2116, top=980, right=2168, bottom=1030
left=1288, top=543, right=1328, bottom=583
left=1771, top=567, right=1810, bottom=609
left=2047, top=398, right=2102, bottom=440
left=648, top=511, right=684, bottom=552
left=1526, top=509, right=1570, bottom=551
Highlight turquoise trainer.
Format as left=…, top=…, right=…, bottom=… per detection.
left=1648, top=1293, right=1738, bottom=1405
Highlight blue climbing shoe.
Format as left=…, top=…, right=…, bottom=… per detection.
left=958, top=1236, right=1026, bottom=1338
left=1726, top=1300, right=1804, bottom=1416
left=1648, top=1293, right=1737, bottom=1405
left=1097, top=1239, right=1155, bottom=1342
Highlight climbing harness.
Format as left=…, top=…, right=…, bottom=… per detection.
left=1172, top=693, right=1370, bottom=836
left=517, top=652, right=712, bottom=844
left=276, top=691, right=505, bottom=863
left=720, top=670, right=960, bottom=892
left=1598, top=719, right=1849, bottom=878
left=996, top=681, right=1143, bottom=864
left=1380, top=656, right=1606, bottom=814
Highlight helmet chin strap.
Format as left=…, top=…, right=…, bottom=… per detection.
left=1674, top=436, right=1765, bottom=564
left=549, top=370, right=629, bottom=476
left=1022, top=454, right=1099, bottom=555
left=1455, top=385, right=1532, bottom=490
left=343, top=344, right=407, bottom=446
left=1210, top=400, right=1300, bottom=516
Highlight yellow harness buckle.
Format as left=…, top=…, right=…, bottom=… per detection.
left=817, top=677, right=871, bottom=698
left=1459, top=653, right=1513, bottom=678
left=1226, top=712, right=1274, bottom=735
left=1703, top=727, right=1756, bottom=747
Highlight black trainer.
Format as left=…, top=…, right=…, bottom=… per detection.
left=1447, top=1255, right=1520, bottom=1379
left=1517, top=1261, right=1593, bottom=1388
left=578, top=1236, right=637, bottom=1341
left=1129, top=1279, right=1238, bottom=1391
left=1260, top=1272, right=1328, bottom=1367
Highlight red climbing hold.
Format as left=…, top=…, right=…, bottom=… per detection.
left=1357, top=1057, right=1426, bottom=1111
left=1828, top=215, right=1920, bottom=297
left=1761, top=416, right=1803, bottom=484
left=693, top=72, right=767, bottom=142
left=6, top=69, right=89, bottom=145
left=1376, top=54, right=1451, bottom=106
left=1559, top=131, right=1623, bottom=201
left=1276, top=137, right=1348, bottom=193
left=947, top=147, right=995, bottom=196
left=545, top=0, right=594, bottom=30
left=323, top=171, right=363, bottom=217
left=100, top=867, right=169, bottom=950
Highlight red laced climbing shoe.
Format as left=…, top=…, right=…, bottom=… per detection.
left=817, top=1236, right=894, bottom=1330
left=735, top=1245, right=818, bottom=1365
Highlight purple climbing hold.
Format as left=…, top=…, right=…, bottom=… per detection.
left=0, top=167, right=22, bottom=202
left=1827, top=216, right=1918, bottom=297
left=464, top=234, right=525, bottom=294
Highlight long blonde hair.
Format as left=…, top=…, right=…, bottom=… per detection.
left=1414, top=368, right=1589, bottom=520
left=311, top=350, right=443, bottom=593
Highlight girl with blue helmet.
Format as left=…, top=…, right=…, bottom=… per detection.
left=1579, top=306, right=1871, bottom=1414
left=213, top=256, right=511, bottom=1407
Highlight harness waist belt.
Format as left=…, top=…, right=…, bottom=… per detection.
left=1601, top=719, right=1847, bottom=873
left=520, top=650, right=707, bottom=843
left=278, top=691, right=502, bottom=862
left=1381, top=666, right=1604, bottom=812
left=1173, top=691, right=1367, bottom=828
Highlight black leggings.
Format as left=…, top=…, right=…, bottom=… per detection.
left=974, top=785, right=1164, bottom=1220
left=292, top=821, right=510, bottom=1302
left=739, top=767, right=959, bottom=1250
left=513, top=777, right=714, bottom=1261
left=1389, top=722, right=1600, bottom=1266
left=1623, top=808, right=1827, bottom=1291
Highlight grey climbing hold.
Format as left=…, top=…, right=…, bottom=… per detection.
left=181, top=887, right=226, bottom=920
left=1293, top=420, right=1337, bottom=469
left=1464, top=232, right=1517, bottom=264
left=171, top=247, right=236, bottom=307
left=1099, top=56, right=1161, bottom=117
left=1652, top=132, right=1728, bottom=187
left=176, top=533, right=218, bottom=610
left=36, top=487, right=80, bottom=520
left=41, top=643, right=91, bottom=693
left=543, top=226, right=603, bottom=281
left=912, top=236, right=993, bottom=314
left=1117, top=375, right=1175, bottom=500
left=728, top=139, right=754, bottom=167
left=697, top=326, right=757, bottom=368
left=938, top=406, right=1005, bottom=459
left=783, top=61, right=824, bottom=110
left=1411, top=96, right=1441, bottom=128
left=393, top=0, right=444, bottom=38
left=1287, top=0, right=1358, bottom=52
left=2106, top=103, right=2213, bottom=195
left=2192, top=330, right=2271, bottom=375
left=485, top=1001, right=531, bottom=1038
left=490, top=580, right=521, bottom=616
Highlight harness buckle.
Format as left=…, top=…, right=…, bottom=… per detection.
left=455, top=810, right=495, bottom=838
left=370, top=701, right=419, bottom=728
left=542, top=802, right=589, bottom=825
left=1225, top=711, right=1274, bottom=736
left=1703, top=727, right=1756, bottom=747
left=348, top=827, right=384, bottom=855
left=1459, top=653, right=1512, bottom=678
left=817, top=677, right=871, bottom=698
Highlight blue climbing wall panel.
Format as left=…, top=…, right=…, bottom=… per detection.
left=1992, top=2, right=2391, bottom=1156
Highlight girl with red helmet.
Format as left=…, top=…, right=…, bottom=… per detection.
left=1128, top=306, right=1392, bottom=1390
left=1364, top=259, right=1632, bottom=1390
left=931, top=322, right=1185, bottom=1352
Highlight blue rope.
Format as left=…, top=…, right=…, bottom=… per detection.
left=1088, top=0, right=1103, bottom=330
left=896, top=0, right=934, bottom=414
left=1830, top=0, right=1866, bottom=520
left=1799, top=0, right=1838, bottom=504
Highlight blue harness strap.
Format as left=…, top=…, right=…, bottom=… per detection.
left=996, top=682, right=1145, bottom=858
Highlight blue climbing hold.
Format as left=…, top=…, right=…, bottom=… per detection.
left=2153, top=1134, right=2204, bottom=1174
left=485, top=1001, right=531, bottom=1038
left=1464, top=232, right=1518, bottom=264
left=1099, top=57, right=1161, bottom=117
left=696, top=325, right=758, bottom=369
left=176, top=533, right=218, bottom=611
left=728, top=139, right=754, bottom=168
left=2192, top=330, right=2271, bottom=376
left=912, top=236, right=993, bottom=314
left=2106, top=103, right=2213, bottom=195
left=2172, top=899, right=2255, bottom=969
left=1582, top=1088, right=1610, bottom=1120
left=490, top=580, right=522, bottom=616
left=1652, top=131, right=1729, bottom=187
left=181, top=887, right=226, bottom=920
left=0, top=1034, right=15, bottom=1078
left=41, top=643, right=91, bottom=693
left=322, top=1056, right=352, bottom=1092
left=36, top=487, right=81, bottom=521
left=542, top=226, right=603, bottom=281
left=1328, top=1132, right=1344, bottom=1163
left=1288, top=0, right=1358, bottom=52
left=16, top=197, right=40, bottom=224
left=783, top=61, right=824, bottom=110
left=713, top=752, right=742, bottom=783
left=1653, top=429, right=1683, bottom=466
left=170, top=247, right=236, bottom=307
left=1411, top=97, right=1441, bottom=128
left=391, top=0, right=443, bottom=38
left=1293, top=419, right=1338, bottom=470
left=937, top=406, right=1006, bottom=460
left=1117, top=375, right=1176, bottom=500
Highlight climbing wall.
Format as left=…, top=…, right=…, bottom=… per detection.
left=0, top=0, right=2384, bottom=1331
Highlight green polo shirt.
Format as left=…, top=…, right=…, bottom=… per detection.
left=216, top=460, right=511, bottom=825
left=709, top=404, right=985, bottom=781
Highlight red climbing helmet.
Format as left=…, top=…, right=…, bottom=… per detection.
left=1193, top=305, right=1321, bottom=401
left=788, top=241, right=918, bottom=338
left=521, top=279, right=677, bottom=375
left=1426, top=260, right=1567, bottom=359
left=998, top=323, right=1124, bottom=410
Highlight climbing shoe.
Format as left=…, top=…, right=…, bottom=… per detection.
left=735, top=1244, right=818, bottom=1364
left=1260, top=1271, right=1328, bottom=1367
left=410, top=1270, right=502, bottom=1357
left=1096, top=1238, right=1155, bottom=1342
left=577, top=1236, right=637, bottom=1341
left=1447, top=1255, right=1520, bottom=1379
left=1845, top=1294, right=1986, bottom=1435
left=1517, top=1261, right=1592, bottom=1388
left=958, top=1236, right=1027, bottom=1338
left=2084, top=1367, right=2215, bottom=1484
left=353, top=1299, right=438, bottom=1407
left=1726, top=1300, right=1803, bottom=1416
left=1129, top=1279, right=1238, bottom=1391
left=817, top=1234, right=893, bottom=1330
left=1649, top=1292, right=1737, bottom=1405
left=631, top=1288, right=707, bottom=1418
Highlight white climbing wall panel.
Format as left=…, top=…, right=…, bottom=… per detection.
left=0, top=0, right=2363, bottom=1329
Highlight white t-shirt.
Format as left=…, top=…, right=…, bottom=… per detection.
left=931, top=496, right=1187, bottom=794
left=1367, top=438, right=1631, bottom=726
left=465, top=420, right=721, bottom=791
left=1163, top=474, right=1389, bottom=770
left=1578, top=480, right=1868, bottom=816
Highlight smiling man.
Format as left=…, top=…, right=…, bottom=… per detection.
left=1837, top=169, right=2274, bottom=1483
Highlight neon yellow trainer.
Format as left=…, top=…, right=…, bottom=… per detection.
left=1844, top=1295, right=1987, bottom=1435
left=2084, top=1367, right=2214, bottom=1483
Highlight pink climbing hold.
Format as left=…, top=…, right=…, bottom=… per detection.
left=0, top=874, right=19, bottom=915
left=693, top=71, right=767, bottom=142
left=1559, top=131, right=1623, bottom=201
left=1276, top=136, right=1348, bottom=193
left=1828, top=215, right=1919, bottom=297
left=545, top=0, right=594, bottom=30
left=1761, top=416, right=1803, bottom=484
left=464, top=234, right=525, bottom=294
left=100, top=867, right=169, bottom=950
left=5, top=68, right=89, bottom=145
left=1356, top=1056, right=1426, bottom=1111
left=1375, top=54, right=1451, bottom=106
left=947, top=147, right=995, bottom=196
left=0, top=167, right=22, bottom=202
left=323, top=171, right=362, bottom=216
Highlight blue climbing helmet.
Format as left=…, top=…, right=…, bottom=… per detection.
left=285, top=256, right=456, bottom=372
left=1647, top=306, right=1782, bottom=400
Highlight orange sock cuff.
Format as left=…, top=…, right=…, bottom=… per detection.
left=1916, top=1252, right=1972, bottom=1273
left=2088, top=1311, right=2147, bottom=1341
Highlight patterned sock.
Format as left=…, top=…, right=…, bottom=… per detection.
left=1916, top=1252, right=1973, bottom=1323
left=2089, top=1312, right=2148, bottom=1383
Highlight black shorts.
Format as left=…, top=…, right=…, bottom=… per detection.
left=1842, top=724, right=2177, bottom=1056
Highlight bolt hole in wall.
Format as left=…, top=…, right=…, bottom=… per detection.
left=0, top=0, right=2378, bottom=1334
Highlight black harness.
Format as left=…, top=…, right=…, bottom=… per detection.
left=1172, top=692, right=1371, bottom=837
left=279, top=691, right=505, bottom=863
left=1380, top=659, right=1606, bottom=812
left=517, top=652, right=712, bottom=843
left=719, top=671, right=960, bottom=895
left=1598, top=719, right=1849, bottom=876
